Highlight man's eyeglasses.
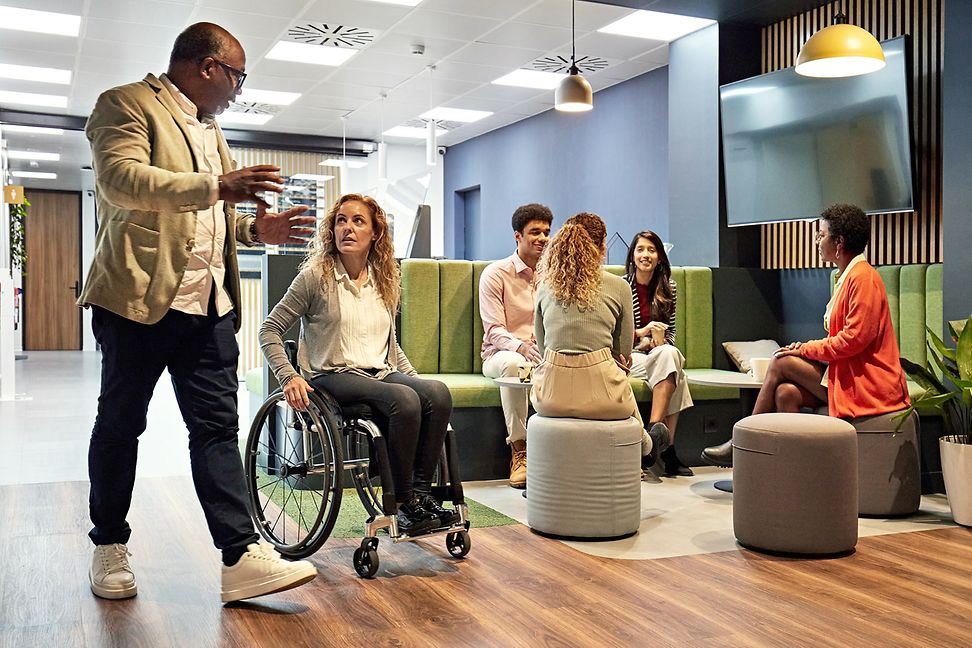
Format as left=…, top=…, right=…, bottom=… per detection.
left=207, top=58, right=246, bottom=93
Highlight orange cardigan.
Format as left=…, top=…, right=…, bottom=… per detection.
left=800, top=261, right=910, bottom=419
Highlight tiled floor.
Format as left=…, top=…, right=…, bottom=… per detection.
left=0, top=351, right=251, bottom=485
left=2, top=350, right=957, bottom=562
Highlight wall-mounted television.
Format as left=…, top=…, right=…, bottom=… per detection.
left=720, top=35, right=914, bottom=226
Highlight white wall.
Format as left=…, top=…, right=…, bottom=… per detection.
left=344, top=141, right=445, bottom=257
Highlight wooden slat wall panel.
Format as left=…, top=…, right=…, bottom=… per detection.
left=760, top=0, right=943, bottom=269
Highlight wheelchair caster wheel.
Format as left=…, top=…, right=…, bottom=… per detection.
left=446, top=530, right=471, bottom=558
left=353, top=546, right=379, bottom=578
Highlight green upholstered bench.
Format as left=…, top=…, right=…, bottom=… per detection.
left=832, top=263, right=943, bottom=412
left=398, top=260, right=744, bottom=478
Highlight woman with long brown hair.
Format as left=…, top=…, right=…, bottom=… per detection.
left=532, top=212, right=665, bottom=468
left=623, top=230, right=694, bottom=477
left=259, top=193, right=455, bottom=535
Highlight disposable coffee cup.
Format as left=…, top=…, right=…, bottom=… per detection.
left=517, top=363, right=533, bottom=383
left=750, top=357, right=771, bottom=382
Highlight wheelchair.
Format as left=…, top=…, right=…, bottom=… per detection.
left=242, top=343, right=471, bottom=578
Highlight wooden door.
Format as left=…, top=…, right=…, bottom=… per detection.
left=24, top=190, right=81, bottom=350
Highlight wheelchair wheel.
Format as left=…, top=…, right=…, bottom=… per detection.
left=352, top=538, right=380, bottom=578
left=446, top=530, right=471, bottom=558
left=244, top=390, right=343, bottom=558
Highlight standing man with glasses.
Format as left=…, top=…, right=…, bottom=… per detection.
left=81, top=22, right=319, bottom=604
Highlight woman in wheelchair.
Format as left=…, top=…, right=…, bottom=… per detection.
left=258, top=193, right=456, bottom=536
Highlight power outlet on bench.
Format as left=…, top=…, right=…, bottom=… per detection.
left=703, top=416, right=720, bottom=436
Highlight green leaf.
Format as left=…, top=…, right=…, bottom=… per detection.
left=900, top=357, right=946, bottom=393
left=928, top=325, right=957, bottom=363
left=951, top=318, right=968, bottom=340
left=957, top=316, right=972, bottom=382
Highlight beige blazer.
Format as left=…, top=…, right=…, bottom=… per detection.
left=79, top=73, right=255, bottom=331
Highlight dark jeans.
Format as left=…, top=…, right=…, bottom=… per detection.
left=88, top=305, right=258, bottom=564
left=308, top=371, right=452, bottom=500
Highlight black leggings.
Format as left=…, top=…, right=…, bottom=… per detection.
left=309, top=371, right=452, bottom=501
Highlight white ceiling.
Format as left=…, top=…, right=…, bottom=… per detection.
left=1, top=0, right=687, bottom=190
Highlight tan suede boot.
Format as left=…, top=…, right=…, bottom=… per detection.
left=509, top=440, right=526, bottom=489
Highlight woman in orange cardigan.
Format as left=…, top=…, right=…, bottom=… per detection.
left=702, top=204, right=909, bottom=465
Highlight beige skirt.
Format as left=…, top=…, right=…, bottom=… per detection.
left=531, top=347, right=644, bottom=427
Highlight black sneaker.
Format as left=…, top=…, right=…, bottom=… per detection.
left=416, top=492, right=461, bottom=527
left=396, top=494, right=439, bottom=536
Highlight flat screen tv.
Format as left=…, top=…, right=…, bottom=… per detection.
left=720, top=35, right=914, bottom=226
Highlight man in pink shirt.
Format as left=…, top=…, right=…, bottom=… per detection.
left=479, top=204, right=553, bottom=488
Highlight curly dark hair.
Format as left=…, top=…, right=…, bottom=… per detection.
left=820, top=203, right=870, bottom=255
left=511, top=203, right=553, bottom=234
left=538, top=212, right=605, bottom=309
left=169, top=23, right=232, bottom=66
left=624, top=230, right=673, bottom=320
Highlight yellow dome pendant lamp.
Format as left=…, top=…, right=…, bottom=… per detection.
left=795, top=11, right=885, bottom=78
left=555, top=0, right=593, bottom=112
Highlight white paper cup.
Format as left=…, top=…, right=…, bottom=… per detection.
left=750, top=357, right=771, bottom=382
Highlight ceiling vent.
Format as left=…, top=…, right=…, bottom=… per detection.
left=403, top=118, right=463, bottom=131
left=529, top=54, right=611, bottom=74
left=285, top=23, right=379, bottom=48
left=225, top=102, right=281, bottom=116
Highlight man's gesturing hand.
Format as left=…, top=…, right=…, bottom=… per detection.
left=252, top=202, right=316, bottom=246
left=219, top=164, right=284, bottom=207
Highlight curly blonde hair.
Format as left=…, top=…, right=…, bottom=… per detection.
left=539, top=212, right=605, bottom=309
left=302, top=193, right=401, bottom=309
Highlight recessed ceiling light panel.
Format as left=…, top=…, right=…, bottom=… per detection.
left=1, top=125, right=65, bottom=136
left=420, top=107, right=492, bottom=123
left=0, top=90, right=68, bottom=108
left=0, top=7, right=81, bottom=37
left=492, top=69, right=564, bottom=90
left=598, top=10, right=715, bottom=41
left=267, top=41, right=359, bottom=66
left=8, top=150, right=60, bottom=161
left=384, top=125, right=447, bottom=139
left=284, top=23, right=379, bottom=48
left=237, top=89, right=301, bottom=105
left=0, top=63, right=72, bottom=85
left=11, top=170, right=57, bottom=179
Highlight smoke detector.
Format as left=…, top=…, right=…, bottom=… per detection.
left=410, top=42, right=425, bottom=55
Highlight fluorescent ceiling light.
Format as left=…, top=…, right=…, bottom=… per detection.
left=420, top=107, right=492, bottom=123
left=7, top=150, right=60, bottom=161
left=217, top=112, right=274, bottom=126
left=0, top=6, right=81, bottom=37
left=320, top=159, right=368, bottom=169
left=492, top=69, right=563, bottom=90
left=1, top=125, right=64, bottom=136
left=237, top=88, right=301, bottom=105
left=11, top=170, right=57, bottom=179
left=266, top=41, right=357, bottom=66
left=359, top=0, right=424, bottom=5
left=0, top=63, right=72, bottom=85
left=291, top=173, right=334, bottom=182
left=598, top=10, right=715, bottom=41
left=0, top=90, right=68, bottom=108
left=383, top=126, right=447, bottom=139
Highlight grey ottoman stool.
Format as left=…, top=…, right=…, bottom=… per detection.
left=852, top=410, right=920, bottom=516
left=527, top=415, right=642, bottom=539
left=733, top=413, right=858, bottom=555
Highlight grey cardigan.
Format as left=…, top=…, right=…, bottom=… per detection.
left=259, top=263, right=416, bottom=386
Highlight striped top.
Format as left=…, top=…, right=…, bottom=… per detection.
left=624, top=273, right=677, bottom=347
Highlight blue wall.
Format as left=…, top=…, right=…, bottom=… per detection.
left=443, top=67, right=669, bottom=262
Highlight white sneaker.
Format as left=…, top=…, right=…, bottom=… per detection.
left=90, top=543, right=137, bottom=599
left=221, top=541, right=317, bottom=603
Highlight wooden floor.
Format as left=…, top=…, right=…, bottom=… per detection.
left=2, top=477, right=972, bottom=648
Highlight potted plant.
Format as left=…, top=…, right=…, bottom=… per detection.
left=8, top=197, right=29, bottom=272
left=899, top=316, right=972, bottom=525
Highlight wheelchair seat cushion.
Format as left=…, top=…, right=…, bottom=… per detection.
left=341, top=402, right=376, bottom=421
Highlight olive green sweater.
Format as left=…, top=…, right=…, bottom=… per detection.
left=534, top=270, right=634, bottom=358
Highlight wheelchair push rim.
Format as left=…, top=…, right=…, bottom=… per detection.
left=243, top=390, right=344, bottom=558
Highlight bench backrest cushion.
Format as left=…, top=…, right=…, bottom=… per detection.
left=400, top=259, right=714, bottom=374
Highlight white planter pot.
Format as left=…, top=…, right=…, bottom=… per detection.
left=940, top=435, right=972, bottom=527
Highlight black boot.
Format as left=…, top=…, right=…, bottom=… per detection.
left=396, top=493, right=439, bottom=536
left=661, top=446, right=694, bottom=477
left=700, top=440, right=733, bottom=468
